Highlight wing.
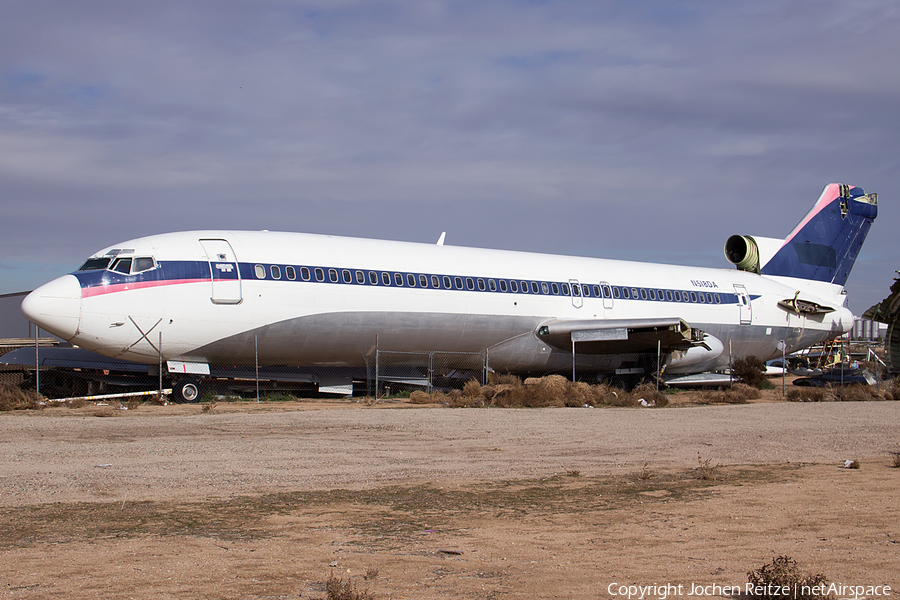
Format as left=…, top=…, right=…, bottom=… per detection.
left=535, top=317, right=707, bottom=354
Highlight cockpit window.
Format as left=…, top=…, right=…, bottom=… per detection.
left=78, top=257, right=111, bottom=271
left=111, top=258, right=132, bottom=274
left=132, top=257, right=155, bottom=273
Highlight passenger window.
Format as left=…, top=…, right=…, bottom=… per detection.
left=690, top=292, right=697, bottom=302
left=561, top=283, right=569, bottom=295
left=369, top=271, right=378, bottom=284
left=572, top=284, right=580, bottom=296
left=443, top=276, right=451, bottom=289
left=421, top=274, right=429, bottom=287
left=382, top=272, right=391, bottom=285
left=407, top=274, right=416, bottom=287
left=489, top=279, right=497, bottom=292
left=531, top=282, right=539, bottom=294
left=551, top=283, right=559, bottom=295
left=602, top=285, right=612, bottom=298
left=714, top=293, right=721, bottom=303
left=649, top=289, right=656, bottom=300
left=328, top=269, right=338, bottom=282
left=541, top=282, right=550, bottom=294
left=133, top=257, right=155, bottom=273
left=431, top=275, right=440, bottom=288
left=477, top=278, right=485, bottom=291
left=706, top=293, right=713, bottom=303
left=622, top=288, right=630, bottom=299
left=356, top=270, right=365, bottom=284
left=592, top=285, right=600, bottom=297
left=315, top=268, right=325, bottom=282
left=499, top=280, right=507, bottom=292
left=510, top=281, right=518, bottom=293
left=111, top=258, right=132, bottom=274
left=640, top=289, right=647, bottom=300
left=665, top=290, right=673, bottom=301
left=255, top=264, right=266, bottom=279
left=395, top=273, right=404, bottom=286
left=286, top=266, right=296, bottom=280
left=455, top=277, right=463, bottom=289
left=631, top=287, right=638, bottom=299
left=466, top=278, right=475, bottom=290
left=699, top=293, right=706, bottom=303
left=342, top=270, right=351, bottom=283
left=271, top=265, right=281, bottom=279
left=301, top=267, right=311, bottom=281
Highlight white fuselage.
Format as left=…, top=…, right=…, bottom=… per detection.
left=22, top=230, right=853, bottom=378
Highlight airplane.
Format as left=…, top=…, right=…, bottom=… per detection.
left=20, top=183, right=878, bottom=402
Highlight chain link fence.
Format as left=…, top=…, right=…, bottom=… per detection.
left=2, top=329, right=496, bottom=403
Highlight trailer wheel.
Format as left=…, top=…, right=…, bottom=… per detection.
left=173, top=378, right=202, bottom=403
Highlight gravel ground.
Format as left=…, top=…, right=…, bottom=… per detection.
left=2, top=401, right=898, bottom=507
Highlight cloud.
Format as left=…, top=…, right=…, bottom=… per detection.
left=1, top=0, right=898, bottom=314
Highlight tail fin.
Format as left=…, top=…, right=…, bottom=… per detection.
left=760, top=183, right=878, bottom=286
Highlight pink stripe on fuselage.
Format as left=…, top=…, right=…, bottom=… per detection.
left=80, top=278, right=207, bottom=298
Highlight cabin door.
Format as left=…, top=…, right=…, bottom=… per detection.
left=200, top=239, right=242, bottom=304
left=733, top=284, right=752, bottom=325
left=599, top=281, right=614, bottom=311
left=569, top=279, right=583, bottom=308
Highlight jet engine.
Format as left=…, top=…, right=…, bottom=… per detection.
left=724, top=235, right=783, bottom=275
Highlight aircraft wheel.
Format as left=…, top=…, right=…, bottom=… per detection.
left=173, top=378, right=202, bottom=403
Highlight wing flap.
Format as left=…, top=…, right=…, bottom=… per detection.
left=536, top=317, right=705, bottom=354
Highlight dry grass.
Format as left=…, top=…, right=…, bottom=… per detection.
left=746, top=555, right=830, bottom=600
left=786, top=387, right=828, bottom=402
left=630, top=383, right=669, bottom=407
left=0, top=382, right=46, bottom=411
left=889, top=450, right=900, bottom=469
left=712, top=382, right=761, bottom=404
left=638, top=462, right=654, bottom=481
left=201, top=401, right=217, bottom=414
left=697, top=454, right=723, bottom=481
left=432, top=375, right=676, bottom=409
left=833, top=384, right=879, bottom=402
left=325, top=575, right=374, bottom=600
left=408, top=390, right=432, bottom=404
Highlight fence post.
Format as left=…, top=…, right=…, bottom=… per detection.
left=375, top=342, right=380, bottom=400
left=255, top=334, right=260, bottom=402
left=34, top=326, right=39, bottom=396
left=158, top=331, right=163, bottom=399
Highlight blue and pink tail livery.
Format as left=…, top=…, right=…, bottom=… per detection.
left=761, top=183, right=878, bottom=286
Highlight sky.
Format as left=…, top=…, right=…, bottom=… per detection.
left=1, top=0, right=898, bottom=316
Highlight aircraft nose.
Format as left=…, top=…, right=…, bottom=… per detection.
left=21, top=275, right=82, bottom=341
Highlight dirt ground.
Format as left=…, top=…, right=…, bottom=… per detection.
left=1, top=390, right=899, bottom=600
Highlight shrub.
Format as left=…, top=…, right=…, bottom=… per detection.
left=732, top=355, right=767, bottom=388
left=408, top=390, right=432, bottom=404
left=629, top=383, right=669, bottom=407
left=325, top=575, right=373, bottom=600
left=714, top=382, right=761, bottom=404
left=746, top=555, right=830, bottom=600
left=461, top=378, right=482, bottom=398
left=786, top=388, right=827, bottom=402
left=0, top=382, right=45, bottom=411
left=833, top=384, right=878, bottom=402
